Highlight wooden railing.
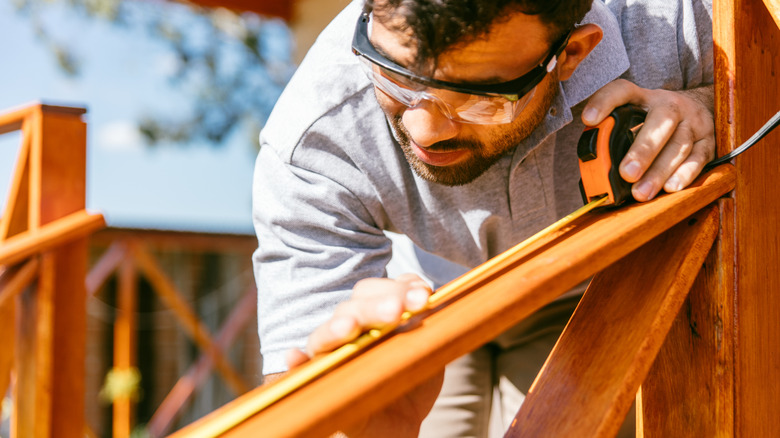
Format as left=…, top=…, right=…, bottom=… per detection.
left=85, top=228, right=259, bottom=438
left=171, top=167, right=735, bottom=437
left=169, top=0, right=780, bottom=436
left=0, top=103, right=105, bottom=438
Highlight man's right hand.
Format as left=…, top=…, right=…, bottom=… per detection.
left=284, top=274, right=444, bottom=438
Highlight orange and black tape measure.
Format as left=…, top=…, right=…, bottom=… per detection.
left=578, top=104, right=647, bottom=207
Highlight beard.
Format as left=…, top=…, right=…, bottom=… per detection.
left=388, top=75, right=559, bottom=186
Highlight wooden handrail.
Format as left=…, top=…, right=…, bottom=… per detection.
left=0, top=102, right=100, bottom=438
left=171, top=165, right=735, bottom=437
left=0, top=210, right=105, bottom=266
left=0, top=102, right=87, bottom=135
left=507, top=206, right=720, bottom=437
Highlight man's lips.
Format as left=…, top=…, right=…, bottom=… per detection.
left=410, top=140, right=469, bottom=167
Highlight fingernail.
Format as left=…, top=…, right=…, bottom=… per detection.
left=583, top=107, right=598, bottom=124
left=666, top=176, right=681, bottom=192
left=635, top=180, right=655, bottom=200
left=406, top=288, right=430, bottom=311
left=330, top=317, right=354, bottom=339
left=377, top=299, right=402, bottom=322
left=622, top=161, right=642, bottom=180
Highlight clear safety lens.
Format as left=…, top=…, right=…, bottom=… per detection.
left=358, top=57, right=535, bottom=124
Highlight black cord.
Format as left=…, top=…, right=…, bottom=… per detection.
left=704, top=110, right=780, bottom=170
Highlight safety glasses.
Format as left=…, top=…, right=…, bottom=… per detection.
left=351, top=6, right=572, bottom=124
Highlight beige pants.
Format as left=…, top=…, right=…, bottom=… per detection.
left=418, top=295, right=635, bottom=438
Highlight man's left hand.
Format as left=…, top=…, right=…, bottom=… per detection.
left=582, top=79, right=716, bottom=202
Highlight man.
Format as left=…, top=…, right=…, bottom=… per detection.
left=253, top=0, right=715, bottom=436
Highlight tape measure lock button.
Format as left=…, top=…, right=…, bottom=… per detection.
left=577, top=128, right=599, bottom=162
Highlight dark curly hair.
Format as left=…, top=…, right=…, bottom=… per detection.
left=366, top=0, right=593, bottom=72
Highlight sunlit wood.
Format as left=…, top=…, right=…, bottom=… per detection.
left=713, top=0, right=780, bottom=435
left=113, top=257, right=138, bottom=438
left=2, top=103, right=97, bottom=438
left=0, top=120, right=31, bottom=242
left=0, top=210, right=105, bottom=267
left=638, top=199, right=735, bottom=436
left=506, top=207, right=719, bottom=437
left=0, top=258, right=39, bottom=310
left=181, top=0, right=293, bottom=19
left=173, top=166, right=734, bottom=438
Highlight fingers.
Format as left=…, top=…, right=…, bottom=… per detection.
left=583, top=81, right=716, bottom=202
left=285, top=349, right=311, bottom=369
left=305, top=275, right=432, bottom=359
left=582, top=79, right=643, bottom=126
left=661, top=136, right=715, bottom=192
left=629, top=121, right=692, bottom=201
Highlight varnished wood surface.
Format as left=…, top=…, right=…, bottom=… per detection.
left=506, top=206, right=719, bottom=437
left=0, top=210, right=105, bottom=266
left=637, top=198, right=735, bottom=436
left=181, top=0, right=293, bottom=19
left=763, top=0, right=780, bottom=28
left=0, top=102, right=85, bottom=136
left=0, top=258, right=39, bottom=310
left=113, top=257, right=139, bottom=438
left=172, top=166, right=735, bottom=438
left=0, top=120, right=30, bottom=241
left=714, top=0, right=780, bottom=435
left=2, top=103, right=94, bottom=438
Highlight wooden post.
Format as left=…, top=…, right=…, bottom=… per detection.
left=113, top=257, right=138, bottom=438
left=714, top=0, right=780, bottom=435
left=637, top=199, right=735, bottom=437
left=10, top=105, right=89, bottom=438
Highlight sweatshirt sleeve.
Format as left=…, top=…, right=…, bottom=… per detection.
left=252, top=142, right=391, bottom=375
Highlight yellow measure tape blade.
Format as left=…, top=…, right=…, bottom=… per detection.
left=188, top=195, right=609, bottom=437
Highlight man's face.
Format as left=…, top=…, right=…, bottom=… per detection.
left=369, top=9, right=561, bottom=186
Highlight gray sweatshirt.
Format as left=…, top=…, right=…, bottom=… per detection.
left=253, top=0, right=714, bottom=374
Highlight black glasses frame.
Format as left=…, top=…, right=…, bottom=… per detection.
left=351, top=6, right=572, bottom=101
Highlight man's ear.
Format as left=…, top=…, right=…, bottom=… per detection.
left=557, top=24, right=603, bottom=81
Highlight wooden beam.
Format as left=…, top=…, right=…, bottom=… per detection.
left=130, top=243, right=251, bottom=396
left=171, top=166, right=734, bottom=438
left=90, top=228, right=257, bottom=254
left=113, top=257, right=138, bottom=438
left=181, top=0, right=294, bottom=20
left=763, top=0, right=780, bottom=28
left=10, top=103, right=90, bottom=438
left=85, top=241, right=128, bottom=296
left=714, top=0, right=780, bottom=435
left=506, top=207, right=718, bottom=437
left=147, top=287, right=257, bottom=437
left=637, top=198, right=735, bottom=437
left=0, top=265, right=21, bottom=425
left=0, top=258, right=39, bottom=311
left=0, top=120, right=31, bottom=242
left=0, top=210, right=105, bottom=267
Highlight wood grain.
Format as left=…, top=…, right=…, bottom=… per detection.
left=637, top=198, right=735, bottom=437
left=113, top=257, right=138, bottom=438
left=0, top=120, right=31, bottom=242
left=171, top=166, right=735, bottom=438
left=9, top=104, right=91, bottom=438
left=714, top=0, right=780, bottom=435
left=0, top=210, right=105, bottom=266
left=505, top=206, right=719, bottom=438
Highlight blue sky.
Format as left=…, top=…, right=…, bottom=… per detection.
left=0, top=0, right=293, bottom=234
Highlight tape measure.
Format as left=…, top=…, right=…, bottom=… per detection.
left=578, top=104, right=647, bottom=207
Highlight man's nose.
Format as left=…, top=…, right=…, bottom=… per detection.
left=402, top=100, right=460, bottom=147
